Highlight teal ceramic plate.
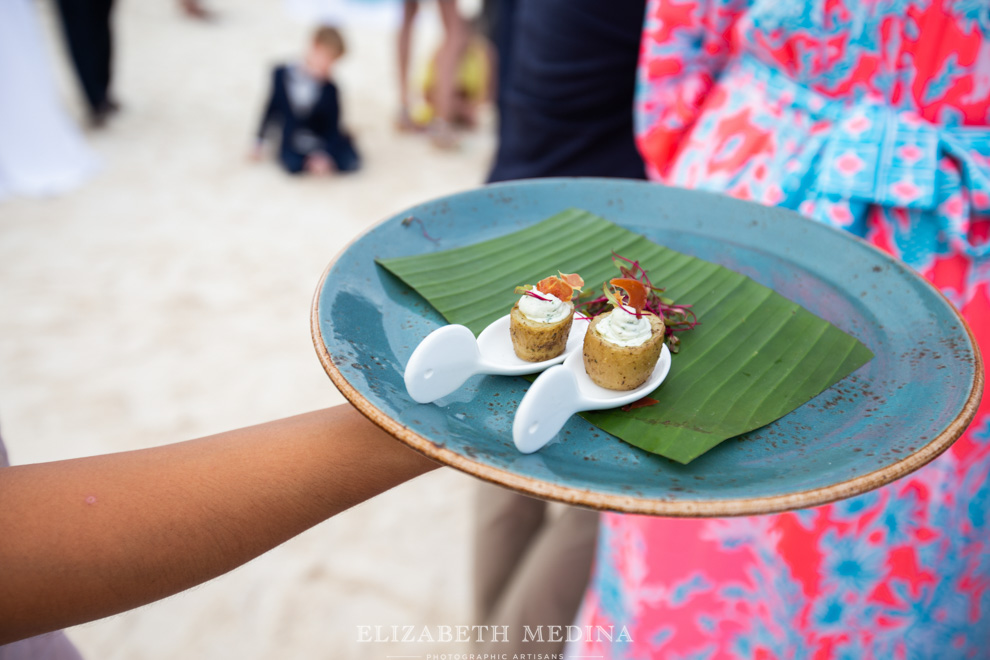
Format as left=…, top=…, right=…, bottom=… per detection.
left=311, top=178, right=983, bottom=516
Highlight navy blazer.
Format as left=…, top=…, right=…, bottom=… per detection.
left=257, top=65, right=359, bottom=173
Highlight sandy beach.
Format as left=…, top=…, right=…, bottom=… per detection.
left=1, top=0, right=493, bottom=656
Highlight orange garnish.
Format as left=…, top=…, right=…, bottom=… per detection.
left=610, top=278, right=648, bottom=313
left=536, top=277, right=570, bottom=301
left=558, top=272, right=585, bottom=290
left=536, top=273, right=584, bottom=302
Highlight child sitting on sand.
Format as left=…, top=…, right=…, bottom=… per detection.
left=252, top=26, right=360, bottom=175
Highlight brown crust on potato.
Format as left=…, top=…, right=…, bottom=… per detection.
left=583, top=312, right=665, bottom=391
left=509, top=301, right=574, bottom=362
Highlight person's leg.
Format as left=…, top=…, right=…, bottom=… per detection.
left=178, top=0, right=213, bottom=20
left=491, top=0, right=515, bottom=124
left=453, top=92, right=477, bottom=129
left=325, top=136, right=361, bottom=173
left=396, top=0, right=419, bottom=130
left=429, top=0, right=468, bottom=148
left=473, top=484, right=548, bottom=621
left=334, top=137, right=361, bottom=173
left=53, top=0, right=102, bottom=115
left=278, top=147, right=306, bottom=175
left=476, top=491, right=600, bottom=655
left=472, top=0, right=644, bottom=652
left=95, top=0, right=114, bottom=110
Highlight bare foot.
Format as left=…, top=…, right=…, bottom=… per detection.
left=395, top=108, right=421, bottom=133
left=179, top=0, right=214, bottom=20
left=428, top=119, right=459, bottom=150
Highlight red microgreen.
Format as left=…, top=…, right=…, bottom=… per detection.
left=576, top=252, right=700, bottom=353
left=401, top=215, right=440, bottom=244
left=514, top=285, right=551, bottom=302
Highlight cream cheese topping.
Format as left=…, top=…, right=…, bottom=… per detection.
left=518, top=292, right=571, bottom=324
left=595, top=306, right=652, bottom=347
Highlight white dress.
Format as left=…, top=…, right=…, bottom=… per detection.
left=0, top=0, right=99, bottom=201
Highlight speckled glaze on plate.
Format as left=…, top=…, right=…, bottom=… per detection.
left=311, top=178, right=983, bottom=517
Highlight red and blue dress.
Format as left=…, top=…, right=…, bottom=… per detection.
left=572, top=1, right=990, bottom=656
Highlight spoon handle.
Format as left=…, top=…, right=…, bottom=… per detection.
left=404, top=325, right=481, bottom=403
left=512, top=364, right=586, bottom=454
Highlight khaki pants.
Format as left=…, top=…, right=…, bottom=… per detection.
left=473, top=483, right=599, bottom=655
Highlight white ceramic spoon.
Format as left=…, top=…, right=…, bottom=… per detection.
left=513, top=344, right=671, bottom=453
left=404, top=314, right=590, bottom=404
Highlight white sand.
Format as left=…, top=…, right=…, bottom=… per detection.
left=1, top=0, right=493, bottom=657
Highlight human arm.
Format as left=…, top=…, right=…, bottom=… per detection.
left=254, top=66, right=282, bottom=153
left=635, top=0, right=749, bottom=177
left=0, top=405, right=439, bottom=644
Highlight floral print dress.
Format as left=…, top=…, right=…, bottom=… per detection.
left=572, top=1, right=990, bottom=657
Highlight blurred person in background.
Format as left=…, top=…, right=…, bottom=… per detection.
left=485, top=0, right=647, bottom=182
left=569, top=1, right=990, bottom=656
left=395, top=0, right=469, bottom=149
left=411, top=16, right=494, bottom=132
left=178, top=0, right=215, bottom=20
left=0, top=0, right=99, bottom=201
left=252, top=25, right=361, bottom=176
left=473, top=0, right=647, bottom=657
left=53, top=0, right=118, bottom=128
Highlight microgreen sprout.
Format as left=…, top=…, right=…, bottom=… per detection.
left=513, top=285, right=551, bottom=302
left=576, top=252, right=699, bottom=353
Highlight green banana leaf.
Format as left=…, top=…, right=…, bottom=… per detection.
left=378, top=209, right=874, bottom=464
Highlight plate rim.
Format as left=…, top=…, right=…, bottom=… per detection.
left=310, top=178, right=985, bottom=517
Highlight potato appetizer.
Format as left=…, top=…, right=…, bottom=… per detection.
left=510, top=302, right=574, bottom=361
left=583, top=278, right=666, bottom=391
left=510, top=272, right=584, bottom=362
left=583, top=312, right=665, bottom=390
